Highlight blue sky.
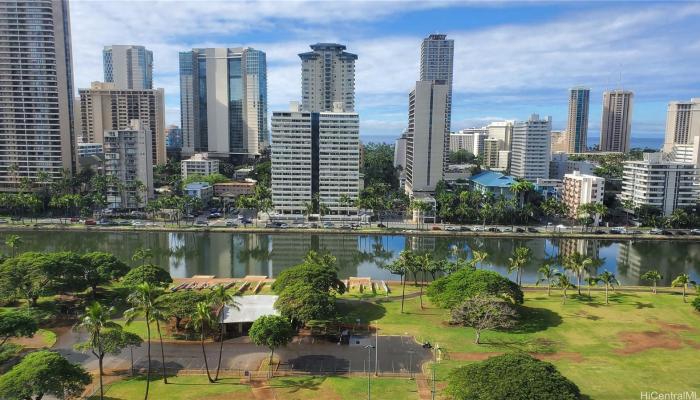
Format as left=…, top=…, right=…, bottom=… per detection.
left=69, top=1, right=700, bottom=144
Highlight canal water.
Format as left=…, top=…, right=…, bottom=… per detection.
left=3, top=230, right=699, bottom=286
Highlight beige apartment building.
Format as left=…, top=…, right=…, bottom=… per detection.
left=562, top=171, right=605, bottom=224
left=663, top=98, right=700, bottom=154
left=600, top=89, right=633, bottom=153
left=300, top=43, right=357, bottom=113
left=483, top=138, right=500, bottom=169
left=551, top=131, right=569, bottom=153
left=78, top=82, right=166, bottom=165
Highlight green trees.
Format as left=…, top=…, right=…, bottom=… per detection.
left=188, top=302, right=216, bottom=383
left=536, top=264, right=558, bottom=296
left=692, top=296, right=700, bottom=312
left=80, top=252, right=129, bottom=296
left=598, top=271, right=620, bottom=305
left=0, top=350, right=91, bottom=400
left=555, top=274, right=575, bottom=303
left=507, top=246, right=532, bottom=287
left=362, top=143, right=400, bottom=190
left=427, top=268, right=524, bottom=309
left=122, top=264, right=173, bottom=287
left=585, top=276, right=601, bottom=298
left=450, top=295, right=518, bottom=344
left=208, top=285, right=240, bottom=381
left=471, top=250, right=488, bottom=269
left=641, top=270, right=663, bottom=294
left=74, top=302, right=121, bottom=400
left=563, top=252, right=593, bottom=296
left=384, top=254, right=408, bottom=313
left=249, top=315, right=295, bottom=367
left=509, top=179, right=535, bottom=209
left=162, top=290, right=207, bottom=329
left=671, top=274, right=696, bottom=303
left=446, top=353, right=581, bottom=400
left=0, top=309, right=38, bottom=345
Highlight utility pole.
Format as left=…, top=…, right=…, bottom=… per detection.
left=365, top=345, right=374, bottom=400
left=374, top=321, right=378, bottom=376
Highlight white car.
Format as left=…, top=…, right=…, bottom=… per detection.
left=131, top=221, right=144, bottom=227
left=445, top=225, right=459, bottom=231
left=555, top=224, right=567, bottom=231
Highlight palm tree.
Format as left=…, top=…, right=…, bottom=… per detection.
left=132, top=247, right=154, bottom=267
left=555, top=273, right=575, bottom=303
left=124, top=282, right=162, bottom=398
left=302, top=201, right=314, bottom=222
left=384, top=257, right=407, bottom=313
left=509, top=179, right=534, bottom=209
left=416, top=253, right=432, bottom=310
left=4, top=234, right=22, bottom=257
left=339, top=193, right=351, bottom=216
left=208, top=286, right=240, bottom=381
left=671, top=274, right=697, bottom=303
left=585, top=276, right=600, bottom=298
left=188, top=301, right=215, bottom=383
left=536, top=264, right=558, bottom=296
left=621, top=199, right=635, bottom=226
left=598, top=271, right=620, bottom=305
left=507, top=246, right=532, bottom=287
left=564, top=252, right=593, bottom=296
left=471, top=250, right=488, bottom=269
left=641, top=270, right=663, bottom=294
left=75, top=302, right=120, bottom=400
left=148, top=296, right=171, bottom=384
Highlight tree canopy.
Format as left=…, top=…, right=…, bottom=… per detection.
left=446, top=353, right=581, bottom=400
left=0, top=252, right=85, bottom=305
left=249, top=315, right=295, bottom=364
left=450, top=295, right=518, bottom=344
left=0, top=309, right=38, bottom=345
left=427, top=267, right=524, bottom=309
left=362, top=143, right=399, bottom=190
left=121, top=264, right=173, bottom=287
left=0, top=350, right=91, bottom=400
left=271, top=251, right=344, bottom=294
left=162, top=290, right=209, bottom=329
left=80, top=252, right=129, bottom=293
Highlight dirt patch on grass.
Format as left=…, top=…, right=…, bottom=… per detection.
left=615, top=331, right=684, bottom=355
left=652, top=320, right=697, bottom=333
left=449, top=351, right=583, bottom=362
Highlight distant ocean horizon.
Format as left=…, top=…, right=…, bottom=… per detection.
left=361, top=134, right=664, bottom=150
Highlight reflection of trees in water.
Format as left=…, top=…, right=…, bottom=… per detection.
left=617, top=240, right=700, bottom=286
left=354, top=235, right=393, bottom=270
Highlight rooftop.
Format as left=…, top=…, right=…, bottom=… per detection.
left=470, top=171, right=517, bottom=188
left=219, top=295, right=279, bottom=324
left=184, top=182, right=212, bottom=190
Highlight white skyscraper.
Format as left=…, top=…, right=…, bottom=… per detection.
left=271, top=103, right=360, bottom=215
left=600, top=89, right=633, bottom=152
left=103, top=45, right=153, bottom=90
left=510, top=114, right=552, bottom=180
left=405, top=81, right=449, bottom=195
left=0, top=0, right=76, bottom=189
left=299, top=43, right=357, bottom=113
left=420, top=34, right=454, bottom=131
left=663, top=99, right=700, bottom=153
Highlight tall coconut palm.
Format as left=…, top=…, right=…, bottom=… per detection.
left=188, top=301, right=215, bottom=383
left=598, top=271, right=620, bottom=305
left=671, top=274, right=697, bottom=303
left=507, top=246, right=532, bottom=287
left=384, top=257, right=407, bottom=313
left=208, top=285, right=240, bottom=381
left=564, top=252, right=593, bottom=296
left=585, top=276, right=600, bottom=298
left=148, top=295, right=171, bottom=384
left=536, top=264, right=558, bottom=296
left=471, top=250, right=488, bottom=269
left=124, top=282, right=162, bottom=398
left=641, top=270, right=663, bottom=294
left=555, top=273, right=575, bottom=303
left=509, top=179, right=534, bottom=209
left=75, top=302, right=120, bottom=400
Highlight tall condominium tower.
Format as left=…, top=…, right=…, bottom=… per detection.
left=420, top=34, right=454, bottom=131
left=299, top=43, right=357, bottom=112
left=405, top=81, right=449, bottom=195
left=600, top=89, right=633, bottom=153
left=663, top=98, right=700, bottom=153
left=179, top=47, right=268, bottom=160
left=510, top=114, right=552, bottom=181
left=271, top=102, right=360, bottom=214
left=103, top=45, right=153, bottom=90
left=566, top=87, right=590, bottom=153
left=78, top=82, right=166, bottom=165
left=0, top=0, right=76, bottom=190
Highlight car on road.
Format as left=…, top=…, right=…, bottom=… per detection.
left=323, top=222, right=334, bottom=229
left=225, top=220, right=238, bottom=227
left=690, top=229, right=700, bottom=235
left=675, top=230, right=687, bottom=236
left=555, top=224, right=567, bottom=231
left=195, top=220, right=208, bottom=226
left=445, top=225, right=459, bottom=231
left=501, top=227, right=512, bottom=232
left=131, top=220, right=144, bottom=227
left=661, top=230, right=673, bottom=236
left=377, top=223, right=386, bottom=228
left=431, top=226, right=442, bottom=231
left=515, top=228, right=526, bottom=233
left=527, top=227, right=539, bottom=233
left=70, top=217, right=80, bottom=223
left=0, top=219, right=7, bottom=224
left=594, top=229, right=606, bottom=234
left=460, top=226, right=471, bottom=232
left=610, top=227, right=627, bottom=234
left=650, top=228, right=662, bottom=235
left=487, top=227, right=500, bottom=233
left=84, top=219, right=96, bottom=225
left=97, top=219, right=115, bottom=226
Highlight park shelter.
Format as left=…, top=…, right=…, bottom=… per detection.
left=219, top=295, right=279, bottom=337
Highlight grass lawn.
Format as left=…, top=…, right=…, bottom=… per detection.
left=38, top=328, right=57, bottom=347
left=342, top=290, right=700, bottom=400
left=91, top=375, right=254, bottom=400
left=269, top=376, right=419, bottom=400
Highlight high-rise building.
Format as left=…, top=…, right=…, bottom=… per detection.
left=420, top=34, right=454, bottom=131
left=394, top=131, right=408, bottom=169
left=662, top=99, right=700, bottom=153
left=165, top=125, right=182, bottom=150
left=483, top=138, right=501, bottom=169
left=449, top=128, right=488, bottom=155
left=487, top=121, right=514, bottom=150
left=0, top=0, right=76, bottom=190
left=271, top=102, right=360, bottom=215
left=299, top=43, right=357, bottom=113
left=405, top=81, right=449, bottom=195
left=550, top=130, right=569, bottom=153
left=562, top=171, right=605, bottom=224
left=179, top=47, right=268, bottom=160
left=621, top=153, right=698, bottom=216
left=78, top=82, right=166, bottom=165
left=600, top=89, right=633, bottom=153
left=103, top=120, right=154, bottom=209
left=103, top=45, right=153, bottom=90
left=510, top=114, right=552, bottom=181
left=566, top=87, right=590, bottom=153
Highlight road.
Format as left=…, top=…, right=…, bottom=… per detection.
left=53, top=326, right=432, bottom=375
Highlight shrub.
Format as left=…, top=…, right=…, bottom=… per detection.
left=446, top=353, right=581, bottom=400
left=692, top=296, right=700, bottom=312
left=121, top=264, right=172, bottom=287
left=427, top=268, right=523, bottom=309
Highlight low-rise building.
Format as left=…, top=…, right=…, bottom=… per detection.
left=213, top=180, right=256, bottom=199
left=620, top=153, right=698, bottom=216
left=78, top=142, right=103, bottom=157
left=483, top=138, right=500, bottom=169
left=562, top=171, right=605, bottom=224
left=184, top=182, right=214, bottom=203
left=181, top=153, right=220, bottom=179
left=535, top=178, right=563, bottom=200
left=549, top=152, right=597, bottom=180
left=234, top=167, right=254, bottom=180
left=469, top=170, right=517, bottom=200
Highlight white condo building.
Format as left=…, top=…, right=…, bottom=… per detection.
left=299, top=43, right=357, bottom=113
left=621, top=153, right=698, bottom=216
left=0, top=0, right=76, bottom=189
left=449, top=128, right=488, bottom=155
left=487, top=121, right=514, bottom=150
left=420, top=34, right=454, bottom=131
left=405, top=81, right=449, bottom=195
left=271, top=103, right=360, bottom=215
left=562, top=171, right=605, bottom=224
left=663, top=99, right=700, bottom=154
left=510, top=114, right=552, bottom=181
left=103, top=45, right=153, bottom=90
left=103, top=120, right=154, bottom=209
left=181, top=153, right=220, bottom=179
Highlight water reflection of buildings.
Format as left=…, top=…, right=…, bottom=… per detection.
left=558, top=239, right=600, bottom=259
left=269, top=234, right=361, bottom=278
left=616, top=240, right=700, bottom=286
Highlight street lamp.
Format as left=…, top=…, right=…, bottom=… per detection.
left=407, top=350, right=414, bottom=380
left=365, top=345, right=375, bottom=400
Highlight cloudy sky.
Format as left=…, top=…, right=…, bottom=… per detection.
left=69, top=0, right=700, bottom=144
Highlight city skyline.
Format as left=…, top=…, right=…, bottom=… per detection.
left=68, top=1, right=700, bottom=143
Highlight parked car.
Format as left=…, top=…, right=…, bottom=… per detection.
left=195, top=220, right=208, bottom=226
left=610, top=227, right=627, bottom=234
left=594, top=229, right=606, bottom=234
left=323, top=222, right=334, bottom=229
left=84, top=219, right=96, bottom=226
left=690, top=229, right=700, bottom=235
left=488, top=227, right=500, bottom=233
left=70, top=217, right=80, bottom=223
left=377, top=223, right=386, bottom=228
left=131, top=220, right=144, bottom=227
left=527, top=227, right=539, bottom=233
left=225, top=220, right=237, bottom=227
left=515, top=228, right=526, bottom=233
left=650, top=228, right=663, bottom=235
left=460, top=226, right=472, bottom=232
left=555, top=224, right=567, bottom=231
left=675, top=230, right=687, bottom=236
left=0, top=219, right=7, bottom=224
left=661, top=230, right=673, bottom=236
left=501, top=227, right=512, bottom=233
left=445, top=225, right=459, bottom=231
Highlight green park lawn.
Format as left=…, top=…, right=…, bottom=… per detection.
left=340, top=288, right=700, bottom=400
left=90, top=375, right=253, bottom=400
left=269, top=376, right=419, bottom=400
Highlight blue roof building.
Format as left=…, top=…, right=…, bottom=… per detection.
left=469, top=171, right=517, bottom=200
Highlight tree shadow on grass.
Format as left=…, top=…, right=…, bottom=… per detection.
left=482, top=337, right=559, bottom=354
left=268, top=376, right=325, bottom=392
left=336, top=300, right=386, bottom=323
left=510, top=306, right=563, bottom=334
left=633, top=301, right=654, bottom=309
